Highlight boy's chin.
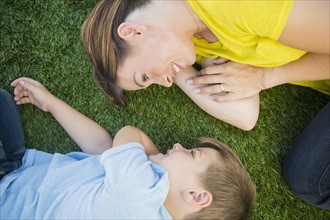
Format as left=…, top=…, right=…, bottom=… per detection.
left=148, top=153, right=165, bottom=164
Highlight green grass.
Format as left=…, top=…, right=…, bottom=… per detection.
left=1, top=0, right=330, bottom=219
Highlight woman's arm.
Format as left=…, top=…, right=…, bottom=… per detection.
left=113, top=125, right=160, bottom=155
left=265, top=0, right=330, bottom=91
left=11, top=77, right=113, bottom=154
left=278, top=0, right=329, bottom=55
left=189, top=1, right=329, bottom=102
left=191, top=53, right=329, bottom=102
left=176, top=66, right=260, bottom=131
left=263, top=53, right=329, bottom=90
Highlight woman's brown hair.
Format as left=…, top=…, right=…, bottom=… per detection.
left=81, top=0, right=151, bottom=105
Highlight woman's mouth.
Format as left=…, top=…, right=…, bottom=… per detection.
left=171, top=62, right=184, bottom=76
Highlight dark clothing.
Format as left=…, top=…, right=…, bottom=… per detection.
left=283, top=103, right=330, bottom=210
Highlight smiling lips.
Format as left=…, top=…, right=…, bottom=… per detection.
left=171, top=62, right=183, bottom=76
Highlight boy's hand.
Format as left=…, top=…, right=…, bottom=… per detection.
left=11, top=77, right=56, bottom=112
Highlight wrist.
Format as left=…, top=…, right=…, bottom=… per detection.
left=46, top=94, right=61, bottom=113
left=262, top=66, right=285, bottom=90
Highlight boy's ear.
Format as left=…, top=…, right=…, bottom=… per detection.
left=183, top=189, right=213, bottom=210
left=117, top=22, right=145, bottom=41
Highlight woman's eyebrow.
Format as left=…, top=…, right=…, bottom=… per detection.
left=133, top=72, right=145, bottom=88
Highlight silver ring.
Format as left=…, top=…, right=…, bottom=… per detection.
left=219, top=83, right=225, bottom=92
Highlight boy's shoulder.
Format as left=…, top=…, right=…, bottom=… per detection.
left=99, top=142, right=172, bottom=219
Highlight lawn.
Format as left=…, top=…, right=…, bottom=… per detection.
left=1, top=0, right=330, bottom=219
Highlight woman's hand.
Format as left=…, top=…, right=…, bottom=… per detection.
left=189, top=58, right=267, bottom=102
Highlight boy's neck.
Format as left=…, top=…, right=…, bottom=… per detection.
left=164, top=197, right=185, bottom=219
left=164, top=192, right=194, bottom=219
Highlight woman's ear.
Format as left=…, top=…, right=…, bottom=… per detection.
left=117, top=22, right=145, bottom=41
left=183, top=189, right=213, bottom=210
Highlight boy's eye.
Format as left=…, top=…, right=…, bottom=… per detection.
left=142, top=73, right=150, bottom=82
left=190, top=149, right=195, bottom=157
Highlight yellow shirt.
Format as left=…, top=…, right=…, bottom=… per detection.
left=188, top=0, right=329, bottom=95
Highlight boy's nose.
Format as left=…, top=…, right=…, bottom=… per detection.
left=173, top=143, right=183, bottom=151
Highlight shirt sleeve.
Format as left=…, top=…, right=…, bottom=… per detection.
left=100, top=142, right=168, bottom=201
left=228, top=1, right=293, bottom=40
left=190, top=0, right=303, bottom=67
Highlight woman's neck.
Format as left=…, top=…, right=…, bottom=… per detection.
left=182, top=1, right=218, bottom=42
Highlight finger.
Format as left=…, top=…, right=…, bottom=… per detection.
left=13, top=79, right=38, bottom=101
left=11, top=77, right=40, bottom=88
left=212, top=57, right=229, bottom=65
left=13, top=86, right=26, bottom=100
left=194, top=83, right=230, bottom=94
left=17, top=79, right=41, bottom=94
left=10, top=78, right=22, bottom=87
left=13, top=84, right=23, bottom=95
left=209, top=92, right=241, bottom=102
left=13, top=92, right=23, bottom=101
left=11, top=77, right=32, bottom=87
left=197, top=64, right=226, bottom=76
left=190, top=74, right=225, bottom=85
left=13, top=81, right=28, bottom=98
left=12, top=78, right=32, bottom=96
left=13, top=90, right=30, bottom=102
left=15, top=96, right=32, bottom=105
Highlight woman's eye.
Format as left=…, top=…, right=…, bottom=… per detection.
left=142, top=73, right=150, bottom=82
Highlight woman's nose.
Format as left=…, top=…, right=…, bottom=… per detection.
left=157, top=75, right=173, bottom=87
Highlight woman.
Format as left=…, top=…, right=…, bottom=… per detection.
left=81, top=0, right=329, bottom=130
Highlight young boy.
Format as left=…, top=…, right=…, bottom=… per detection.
left=0, top=77, right=256, bottom=220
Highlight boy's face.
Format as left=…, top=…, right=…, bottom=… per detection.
left=149, top=143, right=221, bottom=188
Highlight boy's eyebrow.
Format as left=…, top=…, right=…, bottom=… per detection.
left=133, top=72, right=145, bottom=88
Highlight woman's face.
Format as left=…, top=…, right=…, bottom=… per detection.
left=116, top=29, right=196, bottom=90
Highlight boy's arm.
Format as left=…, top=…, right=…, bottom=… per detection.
left=11, top=77, right=113, bottom=154
left=113, top=125, right=159, bottom=155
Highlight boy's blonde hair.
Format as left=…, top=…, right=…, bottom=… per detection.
left=186, top=138, right=256, bottom=220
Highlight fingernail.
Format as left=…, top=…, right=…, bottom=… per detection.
left=213, top=58, right=227, bottom=65
left=213, top=59, right=225, bottom=65
left=186, top=79, right=193, bottom=84
left=208, top=96, right=214, bottom=100
left=193, top=88, right=200, bottom=94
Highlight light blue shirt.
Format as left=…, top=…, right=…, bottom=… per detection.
left=0, top=142, right=172, bottom=219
